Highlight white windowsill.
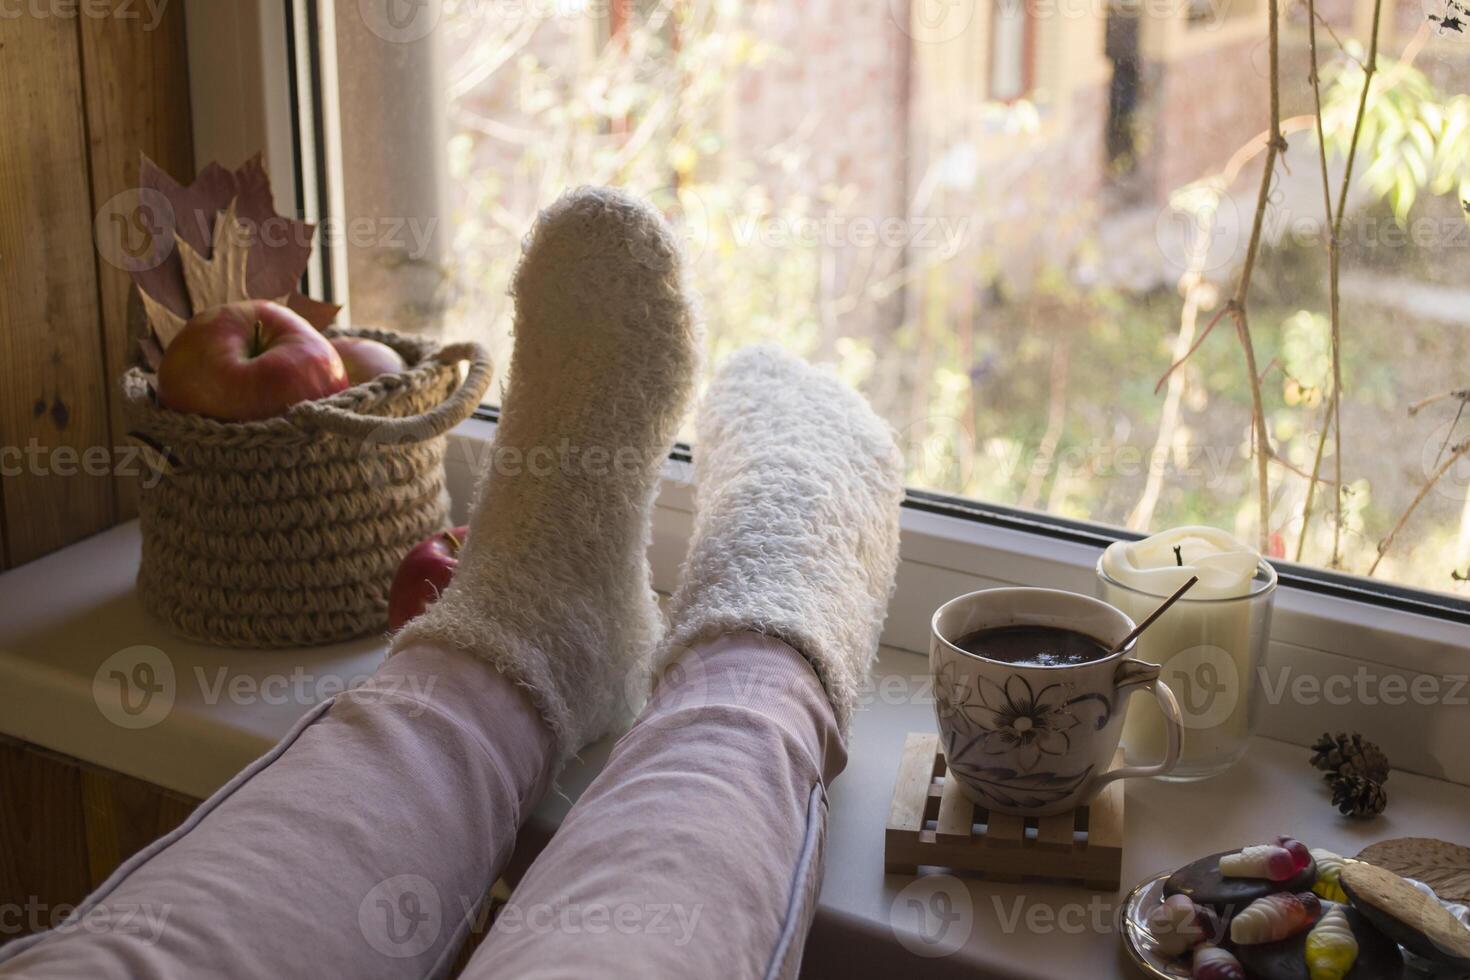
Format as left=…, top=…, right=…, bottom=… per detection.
left=5, top=412, right=1458, bottom=793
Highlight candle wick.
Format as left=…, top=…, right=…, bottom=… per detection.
left=1173, top=545, right=1184, bottom=567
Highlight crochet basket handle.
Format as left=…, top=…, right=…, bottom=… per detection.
left=289, top=342, right=493, bottom=444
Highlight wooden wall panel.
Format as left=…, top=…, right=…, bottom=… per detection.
left=0, top=736, right=199, bottom=942
left=0, top=3, right=192, bottom=568
left=78, top=1, right=195, bottom=520
left=0, top=13, right=117, bottom=565
left=81, top=767, right=196, bottom=889
left=0, top=738, right=91, bottom=937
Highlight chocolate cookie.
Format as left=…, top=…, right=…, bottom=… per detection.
left=1166, top=849, right=1318, bottom=916
left=1340, top=860, right=1470, bottom=972
left=1232, top=902, right=1403, bottom=980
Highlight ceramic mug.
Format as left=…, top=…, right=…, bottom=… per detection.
left=930, top=587, right=1184, bottom=816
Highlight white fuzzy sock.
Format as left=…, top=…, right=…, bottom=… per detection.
left=393, top=186, right=700, bottom=765
left=661, top=346, right=905, bottom=735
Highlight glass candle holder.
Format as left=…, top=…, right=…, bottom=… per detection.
left=1096, top=557, right=1278, bottom=781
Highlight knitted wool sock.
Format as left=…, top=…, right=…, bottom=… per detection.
left=393, top=187, right=700, bottom=765
left=660, top=346, right=905, bottom=735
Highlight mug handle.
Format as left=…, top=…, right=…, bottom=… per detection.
left=1091, top=659, right=1184, bottom=786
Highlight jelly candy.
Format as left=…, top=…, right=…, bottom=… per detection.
left=1230, top=891, right=1322, bottom=944
left=1192, top=944, right=1245, bottom=980
left=1220, top=843, right=1298, bottom=881
left=1310, top=848, right=1348, bottom=903
left=1305, top=904, right=1359, bottom=980
left=1276, top=835, right=1313, bottom=873
left=1195, top=904, right=1223, bottom=947
left=1147, top=894, right=1218, bottom=957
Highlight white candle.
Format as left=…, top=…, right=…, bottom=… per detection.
left=1101, top=526, right=1261, bottom=776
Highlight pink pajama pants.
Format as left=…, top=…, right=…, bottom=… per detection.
left=0, top=632, right=844, bottom=979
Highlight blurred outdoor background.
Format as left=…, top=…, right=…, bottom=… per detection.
left=333, top=0, right=1470, bottom=597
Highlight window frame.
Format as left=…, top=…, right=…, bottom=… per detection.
left=183, top=0, right=339, bottom=306
left=466, top=405, right=1470, bottom=630
left=194, top=3, right=1470, bottom=780
left=901, top=489, right=1470, bottom=626
left=986, top=0, right=1037, bottom=104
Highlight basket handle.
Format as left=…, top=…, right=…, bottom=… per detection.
left=289, top=342, right=493, bottom=443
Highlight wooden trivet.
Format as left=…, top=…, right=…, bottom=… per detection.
left=884, top=732, right=1124, bottom=890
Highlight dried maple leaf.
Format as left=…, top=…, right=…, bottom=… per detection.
left=129, top=154, right=333, bottom=351
left=127, top=289, right=165, bottom=372
left=139, top=290, right=187, bottom=349
left=179, top=200, right=252, bottom=313
left=138, top=199, right=253, bottom=347
left=286, top=292, right=344, bottom=331
left=229, top=157, right=315, bottom=301
left=130, top=157, right=232, bottom=320
left=138, top=335, right=165, bottom=373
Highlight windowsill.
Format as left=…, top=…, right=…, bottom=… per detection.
left=9, top=412, right=1460, bottom=792
left=2, top=526, right=1468, bottom=978
left=812, top=648, right=1470, bottom=978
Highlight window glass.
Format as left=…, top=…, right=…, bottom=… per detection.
left=990, top=0, right=1030, bottom=100
left=333, top=0, right=1470, bottom=600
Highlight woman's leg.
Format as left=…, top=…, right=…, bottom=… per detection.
left=465, top=632, right=842, bottom=980
left=0, top=647, right=554, bottom=980
left=0, top=187, right=700, bottom=980
left=464, top=347, right=904, bottom=980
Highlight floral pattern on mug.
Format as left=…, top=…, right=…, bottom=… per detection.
left=932, top=660, right=974, bottom=723
left=964, top=675, right=1112, bottom=771
left=942, top=729, right=1098, bottom=810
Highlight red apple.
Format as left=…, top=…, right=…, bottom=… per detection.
left=332, top=336, right=406, bottom=385
left=156, top=300, right=350, bottom=422
left=388, top=526, right=468, bottom=631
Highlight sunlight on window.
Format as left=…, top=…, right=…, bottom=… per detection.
left=989, top=0, right=1031, bottom=101
left=333, top=0, right=1470, bottom=601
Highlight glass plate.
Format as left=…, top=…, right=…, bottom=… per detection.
left=1117, top=869, right=1470, bottom=978
left=1117, top=872, right=1194, bottom=979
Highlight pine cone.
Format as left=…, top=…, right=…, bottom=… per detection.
left=1311, top=731, right=1390, bottom=785
left=1329, top=772, right=1387, bottom=818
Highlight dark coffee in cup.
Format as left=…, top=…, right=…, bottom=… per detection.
left=953, top=624, right=1110, bottom=667
left=931, top=588, right=1185, bottom=814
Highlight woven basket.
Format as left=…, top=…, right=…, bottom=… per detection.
left=122, top=327, right=493, bottom=648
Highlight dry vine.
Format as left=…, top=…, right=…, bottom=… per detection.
left=1366, top=388, right=1470, bottom=576
left=1217, top=0, right=1286, bottom=554
left=1147, top=1, right=1288, bottom=553
left=1369, top=440, right=1470, bottom=576
left=1153, top=0, right=1424, bottom=565
left=1295, top=0, right=1386, bottom=568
